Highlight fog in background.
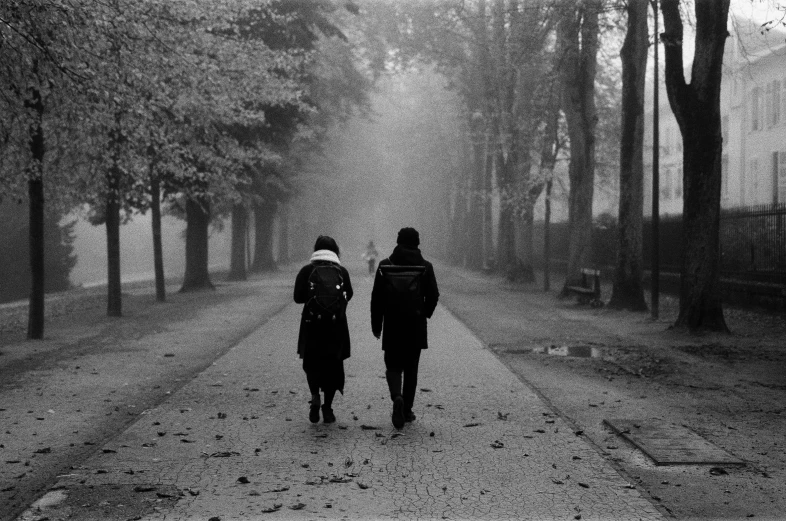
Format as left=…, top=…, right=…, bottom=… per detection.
left=64, top=67, right=462, bottom=286
left=69, top=213, right=230, bottom=287
left=291, top=67, right=464, bottom=263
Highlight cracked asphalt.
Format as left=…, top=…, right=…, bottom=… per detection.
left=15, top=270, right=664, bottom=521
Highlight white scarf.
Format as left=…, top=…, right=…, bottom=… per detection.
left=310, top=249, right=341, bottom=265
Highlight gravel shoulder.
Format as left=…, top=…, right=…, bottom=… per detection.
left=437, top=264, right=786, bottom=521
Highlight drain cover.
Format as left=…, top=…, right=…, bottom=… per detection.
left=604, top=419, right=744, bottom=466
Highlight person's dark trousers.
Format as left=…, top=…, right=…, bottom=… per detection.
left=384, top=349, right=422, bottom=412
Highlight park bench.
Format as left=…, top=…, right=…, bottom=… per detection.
left=565, top=268, right=603, bottom=307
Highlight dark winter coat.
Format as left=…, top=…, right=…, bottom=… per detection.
left=294, top=261, right=353, bottom=362
left=370, top=245, right=439, bottom=352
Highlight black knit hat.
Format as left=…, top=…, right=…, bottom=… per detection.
left=396, top=227, right=420, bottom=247
left=314, top=235, right=340, bottom=256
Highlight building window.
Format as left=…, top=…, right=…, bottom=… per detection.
left=722, top=115, right=729, bottom=144
left=766, top=82, right=773, bottom=126
left=745, top=158, right=759, bottom=204
left=675, top=165, right=683, bottom=198
left=751, top=87, right=761, bottom=131
left=661, top=167, right=672, bottom=200
left=778, top=152, right=786, bottom=204
left=772, top=80, right=781, bottom=126
left=722, top=154, right=729, bottom=200
left=780, top=78, right=786, bottom=121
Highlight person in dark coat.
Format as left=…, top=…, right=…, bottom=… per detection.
left=294, top=236, right=353, bottom=424
left=370, top=227, right=439, bottom=429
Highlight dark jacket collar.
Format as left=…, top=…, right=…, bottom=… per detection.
left=389, top=245, right=425, bottom=266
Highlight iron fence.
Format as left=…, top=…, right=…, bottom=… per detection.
left=536, top=203, right=786, bottom=285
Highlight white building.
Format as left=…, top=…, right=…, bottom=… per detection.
left=644, top=19, right=786, bottom=215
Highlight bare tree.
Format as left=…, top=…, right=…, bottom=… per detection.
left=661, top=0, right=730, bottom=332
left=608, top=0, right=649, bottom=311
left=556, top=0, right=601, bottom=294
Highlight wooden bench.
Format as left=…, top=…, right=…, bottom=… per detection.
left=565, top=268, right=603, bottom=307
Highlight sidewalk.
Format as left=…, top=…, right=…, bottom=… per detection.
left=20, top=275, right=664, bottom=521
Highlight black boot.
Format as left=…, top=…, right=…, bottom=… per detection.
left=309, top=394, right=320, bottom=424
left=391, top=395, right=405, bottom=429
left=321, top=404, right=336, bottom=424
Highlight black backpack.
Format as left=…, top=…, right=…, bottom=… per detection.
left=305, top=264, right=347, bottom=322
left=378, top=262, right=426, bottom=317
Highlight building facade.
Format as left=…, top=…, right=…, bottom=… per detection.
left=644, top=21, right=786, bottom=215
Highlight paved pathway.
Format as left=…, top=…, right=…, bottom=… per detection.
left=20, top=276, right=665, bottom=521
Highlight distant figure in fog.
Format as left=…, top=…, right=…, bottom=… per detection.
left=371, top=227, right=439, bottom=429
left=363, top=240, right=379, bottom=276
left=294, top=236, right=353, bottom=424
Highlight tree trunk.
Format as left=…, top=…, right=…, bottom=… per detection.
left=278, top=203, right=290, bottom=265
left=466, top=137, right=486, bottom=270
left=105, top=113, right=124, bottom=317
left=661, top=0, right=730, bottom=332
left=465, top=0, right=489, bottom=271
left=544, top=179, right=553, bottom=292
left=450, top=176, right=468, bottom=265
left=483, top=132, right=494, bottom=269
left=516, top=203, right=537, bottom=283
left=557, top=0, right=600, bottom=296
left=180, top=196, right=214, bottom=292
left=608, top=0, right=649, bottom=311
left=106, top=170, right=122, bottom=317
left=228, top=203, right=248, bottom=281
left=26, top=79, right=46, bottom=339
left=496, top=149, right=518, bottom=276
left=250, top=201, right=277, bottom=272
left=150, top=175, right=166, bottom=302
left=539, top=103, right=560, bottom=292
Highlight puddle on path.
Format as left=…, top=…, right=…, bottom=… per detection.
left=533, top=344, right=602, bottom=358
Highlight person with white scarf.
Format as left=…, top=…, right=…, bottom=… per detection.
left=294, top=236, right=354, bottom=424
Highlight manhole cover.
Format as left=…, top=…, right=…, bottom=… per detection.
left=604, top=419, right=744, bottom=466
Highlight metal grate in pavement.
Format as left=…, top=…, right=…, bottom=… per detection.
left=604, top=418, right=745, bottom=466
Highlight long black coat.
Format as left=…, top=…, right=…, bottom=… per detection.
left=370, top=245, right=439, bottom=352
left=294, top=261, right=353, bottom=362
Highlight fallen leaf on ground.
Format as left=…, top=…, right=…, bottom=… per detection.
left=360, top=425, right=378, bottom=430
left=709, top=467, right=728, bottom=476
left=237, top=476, right=250, bottom=484
left=463, top=423, right=481, bottom=428
left=289, top=503, right=306, bottom=510
left=207, top=451, right=240, bottom=458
